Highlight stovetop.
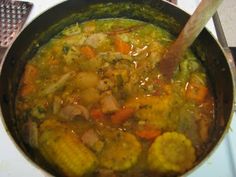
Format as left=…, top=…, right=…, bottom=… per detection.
left=0, top=0, right=235, bottom=177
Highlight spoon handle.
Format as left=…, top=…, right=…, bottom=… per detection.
left=159, top=0, right=223, bottom=79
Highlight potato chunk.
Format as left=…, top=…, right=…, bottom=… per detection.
left=80, top=88, right=100, bottom=106
left=75, top=72, right=99, bottom=90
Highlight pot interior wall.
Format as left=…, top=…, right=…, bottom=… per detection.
left=0, top=0, right=233, bottom=176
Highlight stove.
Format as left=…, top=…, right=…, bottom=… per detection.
left=0, top=0, right=235, bottom=176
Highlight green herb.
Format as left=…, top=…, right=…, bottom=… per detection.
left=63, top=45, right=70, bottom=54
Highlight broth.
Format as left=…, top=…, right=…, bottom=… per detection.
left=16, top=18, right=214, bottom=177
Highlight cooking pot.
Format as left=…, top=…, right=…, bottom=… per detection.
left=0, top=0, right=235, bottom=176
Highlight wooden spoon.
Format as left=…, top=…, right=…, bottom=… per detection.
left=158, top=0, right=223, bottom=80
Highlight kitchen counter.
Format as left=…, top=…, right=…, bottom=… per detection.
left=0, top=0, right=235, bottom=176
left=218, top=0, right=236, bottom=47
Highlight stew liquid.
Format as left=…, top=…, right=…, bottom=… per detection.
left=16, top=18, right=214, bottom=177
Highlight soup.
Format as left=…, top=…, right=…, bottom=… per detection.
left=16, top=18, right=214, bottom=177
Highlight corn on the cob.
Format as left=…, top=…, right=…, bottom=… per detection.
left=125, top=96, right=173, bottom=130
left=99, top=131, right=141, bottom=171
left=148, top=132, right=196, bottom=174
left=38, top=119, right=97, bottom=177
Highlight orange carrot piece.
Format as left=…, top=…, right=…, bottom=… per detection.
left=20, top=64, right=38, bottom=97
left=90, top=108, right=107, bottom=121
left=185, top=82, right=208, bottom=102
left=80, top=46, right=96, bottom=59
left=114, top=36, right=131, bottom=55
left=136, top=129, right=161, bottom=140
left=22, top=64, right=38, bottom=85
left=20, top=84, right=35, bottom=97
left=111, top=107, right=135, bottom=125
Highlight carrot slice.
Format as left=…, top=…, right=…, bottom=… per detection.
left=80, top=46, right=96, bottom=59
left=90, top=108, right=107, bottom=121
left=22, top=64, right=38, bottom=85
left=20, top=84, right=36, bottom=97
left=185, top=82, right=208, bottom=102
left=20, top=64, right=38, bottom=97
left=136, top=129, right=161, bottom=140
left=114, top=36, right=131, bottom=55
left=111, top=107, right=135, bottom=125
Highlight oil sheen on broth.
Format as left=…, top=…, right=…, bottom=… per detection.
left=16, top=18, right=214, bottom=177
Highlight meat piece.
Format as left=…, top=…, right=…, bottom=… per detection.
left=59, top=104, right=89, bottom=120
left=81, top=129, right=104, bottom=153
left=97, top=79, right=114, bottom=91
left=85, top=33, right=108, bottom=48
left=22, top=119, right=38, bottom=148
left=100, top=94, right=120, bottom=113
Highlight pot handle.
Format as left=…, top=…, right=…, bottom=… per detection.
left=223, top=47, right=236, bottom=112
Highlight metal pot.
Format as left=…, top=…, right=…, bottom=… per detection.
left=0, top=0, right=235, bottom=176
